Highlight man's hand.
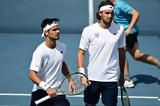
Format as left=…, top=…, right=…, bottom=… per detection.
left=81, top=76, right=91, bottom=87
left=119, top=77, right=124, bottom=87
left=69, top=79, right=76, bottom=94
left=46, top=87, right=58, bottom=97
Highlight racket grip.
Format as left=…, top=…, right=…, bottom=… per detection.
left=35, top=93, right=63, bottom=105
left=35, top=95, right=51, bottom=105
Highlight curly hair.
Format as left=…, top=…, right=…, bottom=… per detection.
left=96, top=0, right=114, bottom=20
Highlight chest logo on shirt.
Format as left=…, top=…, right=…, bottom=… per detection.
left=113, top=31, right=119, bottom=35
left=94, top=32, right=99, bottom=38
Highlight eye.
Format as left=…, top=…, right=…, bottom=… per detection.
left=106, top=12, right=113, bottom=14
left=52, top=28, right=59, bottom=31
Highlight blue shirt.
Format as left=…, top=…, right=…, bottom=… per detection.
left=114, top=0, right=139, bottom=33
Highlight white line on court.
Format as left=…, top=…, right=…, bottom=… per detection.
left=0, top=93, right=30, bottom=96
left=0, top=93, right=159, bottom=100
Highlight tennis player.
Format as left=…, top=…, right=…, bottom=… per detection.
left=110, top=0, right=160, bottom=88
left=77, top=0, right=126, bottom=106
left=29, top=18, right=75, bottom=106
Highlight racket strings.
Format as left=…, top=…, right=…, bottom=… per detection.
left=71, top=75, right=85, bottom=94
left=121, top=86, right=131, bottom=106
left=60, top=73, right=86, bottom=95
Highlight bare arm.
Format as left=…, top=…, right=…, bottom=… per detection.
left=77, top=49, right=86, bottom=69
left=29, top=70, right=42, bottom=85
left=125, top=9, right=140, bottom=35
left=77, top=48, right=91, bottom=86
left=62, top=61, right=71, bottom=77
left=29, top=70, right=58, bottom=96
left=118, top=47, right=126, bottom=86
left=62, top=61, right=75, bottom=94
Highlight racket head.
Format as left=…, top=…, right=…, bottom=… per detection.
left=59, top=72, right=88, bottom=95
left=120, top=86, right=131, bottom=106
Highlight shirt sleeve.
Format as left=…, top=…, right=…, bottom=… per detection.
left=62, top=43, right=67, bottom=61
left=118, top=26, right=126, bottom=48
left=79, top=28, right=90, bottom=51
left=30, top=48, right=43, bottom=72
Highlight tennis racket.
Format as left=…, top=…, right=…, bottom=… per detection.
left=35, top=72, right=89, bottom=105
left=120, top=86, right=131, bottom=106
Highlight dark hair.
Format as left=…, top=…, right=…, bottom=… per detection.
left=41, top=18, right=60, bottom=31
left=96, top=0, right=114, bottom=20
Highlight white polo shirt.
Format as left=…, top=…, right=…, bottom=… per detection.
left=79, top=22, right=125, bottom=82
left=30, top=41, right=66, bottom=91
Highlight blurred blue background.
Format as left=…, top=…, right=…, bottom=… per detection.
left=0, top=0, right=160, bottom=35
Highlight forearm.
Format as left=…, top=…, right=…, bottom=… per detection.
left=62, top=61, right=70, bottom=77
left=128, top=9, right=140, bottom=30
left=119, top=48, right=126, bottom=78
left=29, top=70, right=42, bottom=85
left=77, top=49, right=85, bottom=68
left=29, top=70, right=50, bottom=90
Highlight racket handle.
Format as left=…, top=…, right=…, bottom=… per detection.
left=35, top=95, right=51, bottom=105
left=35, top=93, right=63, bottom=105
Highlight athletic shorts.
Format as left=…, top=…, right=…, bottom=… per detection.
left=84, top=81, right=118, bottom=106
left=30, top=89, right=70, bottom=106
left=126, top=32, right=139, bottom=49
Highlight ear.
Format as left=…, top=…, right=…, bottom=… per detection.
left=44, top=31, right=48, bottom=37
left=98, top=12, right=102, bottom=17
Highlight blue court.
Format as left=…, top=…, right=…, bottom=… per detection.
left=0, top=33, right=159, bottom=106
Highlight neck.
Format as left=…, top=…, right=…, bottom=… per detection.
left=99, top=20, right=111, bottom=29
left=110, top=0, right=115, bottom=4
left=44, top=38, right=56, bottom=49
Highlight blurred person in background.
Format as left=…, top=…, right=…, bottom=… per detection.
left=110, top=0, right=160, bottom=88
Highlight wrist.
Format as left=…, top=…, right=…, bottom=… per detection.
left=78, top=67, right=85, bottom=75
left=39, top=81, right=50, bottom=90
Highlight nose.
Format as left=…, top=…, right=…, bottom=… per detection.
left=108, top=13, right=113, bottom=17
left=56, top=29, right=60, bottom=33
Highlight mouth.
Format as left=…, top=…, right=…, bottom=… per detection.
left=56, top=34, right=60, bottom=39
left=107, top=18, right=112, bottom=21
left=57, top=34, right=60, bottom=37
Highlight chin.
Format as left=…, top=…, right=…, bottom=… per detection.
left=107, top=21, right=112, bottom=24
left=56, top=37, right=60, bottom=40
left=50, top=37, right=59, bottom=41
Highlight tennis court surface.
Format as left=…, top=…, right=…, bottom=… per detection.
left=0, top=33, right=159, bottom=106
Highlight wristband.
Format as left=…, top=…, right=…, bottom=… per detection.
left=78, top=67, right=85, bottom=75
left=39, top=81, right=50, bottom=90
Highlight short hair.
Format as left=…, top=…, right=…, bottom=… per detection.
left=96, top=0, right=114, bottom=20
left=41, top=18, right=60, bottom=31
